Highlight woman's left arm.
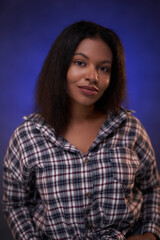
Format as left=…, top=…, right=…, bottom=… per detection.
left=127, top=232, right=157, bottom=240
left=133, top=120, right=160, bottom=239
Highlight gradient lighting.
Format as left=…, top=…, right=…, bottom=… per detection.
left=1, top=1, right=160, bottom=239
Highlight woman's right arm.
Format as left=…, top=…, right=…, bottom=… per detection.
left=2, top=130, right=41, bottom=240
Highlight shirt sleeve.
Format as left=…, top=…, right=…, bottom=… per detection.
left=2, top=129, right=41, bottom=240
left=134, top=120, right=160, bottom=239
left=100, top=229, right=126, bottom=240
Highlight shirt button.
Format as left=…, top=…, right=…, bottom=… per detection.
left=84, top=158, right=89, bottom=164
left=85, top=221, right=91, bottom=229
left=87, top=192, right=91, bottom=198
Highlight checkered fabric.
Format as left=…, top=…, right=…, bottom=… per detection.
left=3, top=108, right=160, bottom=240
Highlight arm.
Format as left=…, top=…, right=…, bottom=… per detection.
left=100, top=229, right=126, bottom=240
left=2, top=130, right=41, bottom=240
left=127, top=232, right=157, bottom=240
left=133, top=121, right=160, bottom=239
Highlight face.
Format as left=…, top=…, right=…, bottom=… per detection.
left=67, top=37, right=113, bottom=108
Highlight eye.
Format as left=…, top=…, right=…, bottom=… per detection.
left=74, top=60, right=85, bottom=67
left=98, top=66, right=111, bottom=73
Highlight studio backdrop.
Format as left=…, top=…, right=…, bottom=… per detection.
left=1, top=0, right=160, bottom=239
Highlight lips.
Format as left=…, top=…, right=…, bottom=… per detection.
left=78, top=85, right=99, bottom=96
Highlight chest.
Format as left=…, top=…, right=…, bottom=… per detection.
left=34, top=144, right=140, bottom=205
left=64, top=127, right=99, bottom=155
left=62, top=119, right=106, bottom=155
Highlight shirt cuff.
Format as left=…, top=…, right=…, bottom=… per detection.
left=100, top=229, right=125, bottom=240
left=141, top=222, right=160, bottom=239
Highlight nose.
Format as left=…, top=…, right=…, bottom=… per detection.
left=85, top=65, right=98, bottom=83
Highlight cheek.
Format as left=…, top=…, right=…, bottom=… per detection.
left=66, top=69, right=73, bottom=84
left=101, top=78, right=110, bottom=90
left=67, top=67, right=80, bottom=84
left=66, top=69, right=79, bottom=94
left=98, top=78, right=110, bottom=98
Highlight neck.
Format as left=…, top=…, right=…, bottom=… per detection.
left=69, top=102, right=97, bottom=123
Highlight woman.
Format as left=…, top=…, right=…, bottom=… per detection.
left=3, top=21, right=160, bottom=240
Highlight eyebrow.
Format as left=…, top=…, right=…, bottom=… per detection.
left=73, top=52, right=112, bottom=65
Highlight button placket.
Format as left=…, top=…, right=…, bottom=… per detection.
left=87, top=192, right=91, bottom=198
left=84, top=158, right=89, bottom=164
left=82, top=155, right=93, bottom=201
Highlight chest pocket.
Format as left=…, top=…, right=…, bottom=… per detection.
left=109, top=147, right=140, bottom=191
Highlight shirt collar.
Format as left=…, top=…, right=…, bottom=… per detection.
left=23, top=113, right=62, bottom=149
left=23, top=108, right=132, bottom=154
left=88, top=108, right=129, bottom=153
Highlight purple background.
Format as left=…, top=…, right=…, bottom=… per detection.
left=1, top=0, right=160, bottom=239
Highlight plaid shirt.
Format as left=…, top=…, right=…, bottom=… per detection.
left=3, top=108, right=160, bottom=240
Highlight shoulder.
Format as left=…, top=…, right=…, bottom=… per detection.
left=116, top=108, right=153, bottom=148
left=122, top=109, right=154, bottom=153
left=121, top=109, right=148, bottom=136
left=8, top=113, right=45, bottom=147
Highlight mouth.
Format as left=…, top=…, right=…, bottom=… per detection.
left=78, top=86, right=99, bottom=96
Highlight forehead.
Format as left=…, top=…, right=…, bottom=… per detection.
left=74, top=37, right=113, bottom=62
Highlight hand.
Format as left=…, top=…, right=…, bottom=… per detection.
left=126, top=232, right=157, bottom=240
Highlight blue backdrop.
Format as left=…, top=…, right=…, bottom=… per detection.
left=1, top=0, right=160, bottom=239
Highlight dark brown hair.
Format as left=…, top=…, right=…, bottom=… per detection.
left=35, top=21, right=126, bottom=134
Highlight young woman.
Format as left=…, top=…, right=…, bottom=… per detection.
left=3, top=21, right=160, bottom=240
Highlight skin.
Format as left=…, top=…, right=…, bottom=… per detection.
left=126, top=232, right=157, bottom=240
left=67, top=37, right=112, bottom=110
left=64, top=38, right=158, bottom=239
left=63, top=37, right=113, bottom=154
